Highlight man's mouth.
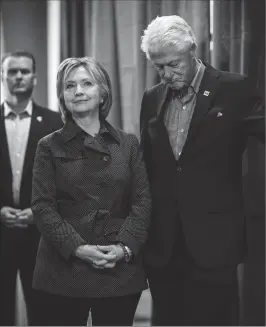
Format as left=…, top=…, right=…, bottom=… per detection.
left=14, top=84, right=25, bottom=88
left=170, top=79, right=182, bottom=84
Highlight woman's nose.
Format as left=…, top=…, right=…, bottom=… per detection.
left=75, top=83, right=84, bottom=95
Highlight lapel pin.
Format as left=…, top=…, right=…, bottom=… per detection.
left=217, top=112, right=223, bottom=117
left=203, top=91, right=210, bottom=96
left=37, top=116, right=43, bottom=122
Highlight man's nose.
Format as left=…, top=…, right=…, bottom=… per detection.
left=163, top=66, right=173, bottom=79
left=15, top=70, right=23, bottom=79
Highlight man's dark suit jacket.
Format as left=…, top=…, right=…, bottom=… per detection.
left=0, top=102, right=62, bottom=246
left=140, top=63, right=264, bottom=269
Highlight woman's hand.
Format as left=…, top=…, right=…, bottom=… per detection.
left=74, top=244, right=116, bottom=269
left=95, top=244, right=125, bottom=269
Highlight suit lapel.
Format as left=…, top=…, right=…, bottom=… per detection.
left=155, top=83, right=170, bottom=117
left=22, top=103, right=44, bottom=178
left=146, top=84, right=177, bottom=172
left=181, top=64, right=221, bottom=154
left=0, top=104, right=12, bottom=172
left=147, top=83, right=169, bottom=141
left=189, top=64, right=221, bottom=128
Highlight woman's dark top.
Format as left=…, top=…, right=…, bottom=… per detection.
left=31, top=119, right=151, bottom=297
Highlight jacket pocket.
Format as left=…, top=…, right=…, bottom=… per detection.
left=57, top=201, right=124, bottom=244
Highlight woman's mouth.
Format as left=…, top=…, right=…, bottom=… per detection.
left=74, top=99, right=88, bottom=103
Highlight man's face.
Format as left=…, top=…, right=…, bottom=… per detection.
left=150, top=46, right=196, bottom=91
left=1, top=56, right=36, bottom=97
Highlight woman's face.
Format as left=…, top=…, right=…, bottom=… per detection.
left=63, top=65, right=102, bottom=117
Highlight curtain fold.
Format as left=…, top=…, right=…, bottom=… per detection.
left=0, top=11, right=5, bottom=99
left=61, top=0, right=85, bottom=58
left=90, top=0, right=122, bottom=128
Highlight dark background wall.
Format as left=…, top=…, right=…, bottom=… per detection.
left=243, top=1, right=265, bottom=325
left=1, top=0, right=48, bottom=107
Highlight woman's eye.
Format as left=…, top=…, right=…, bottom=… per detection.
left=65, top=84, right=74, bottom=89
left=84, top=81, right=92, bottom=86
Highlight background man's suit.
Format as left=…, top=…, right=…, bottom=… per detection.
left=0, top=103, right=62, bottom=325
left=140, top=63, right=264, bottom=325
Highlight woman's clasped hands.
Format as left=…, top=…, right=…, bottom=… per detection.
left=74, top=244, right=125, bottom=269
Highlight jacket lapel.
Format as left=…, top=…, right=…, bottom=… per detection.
left=189, top=64, right=221, bottom=128
left=0, top=104, right=12, bottom=173
left=147, top=83, right=169, bottom=140
left=155, top=83, right=170, bottom=117
left=22, top=103, right=44, bottom=178
left=146, top=84, right=177, bottom=172
left=180, top=64, right=221, bottom=155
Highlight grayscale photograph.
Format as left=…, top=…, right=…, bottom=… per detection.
left=0, top=0, right=265, bottom=326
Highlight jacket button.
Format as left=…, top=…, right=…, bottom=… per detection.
left=177, top=166, right=182, bottom=172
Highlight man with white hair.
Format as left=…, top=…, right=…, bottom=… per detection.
left=140, top=15, right=264, bottom=326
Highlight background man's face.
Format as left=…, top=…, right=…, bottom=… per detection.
left=150, top=46, right=196, bottom=91
left=1, top=56, right=36, bottom=97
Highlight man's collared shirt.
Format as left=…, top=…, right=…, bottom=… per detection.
left=4, top=100, right=32, bottom=205
left=164, top=60, right=206, bottom=161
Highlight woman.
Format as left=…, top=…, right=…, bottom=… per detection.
left=30, top=57, right=151, bottom=326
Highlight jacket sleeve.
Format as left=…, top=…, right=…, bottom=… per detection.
left=139, top=90, right=153, bottom=184
left=116, top=134, right=151, bottom=256
left=140, top=90, right=148, bottom=146
left=241, top=78, right=265, bottom=143
left=31, top=137, right=86, bottom=260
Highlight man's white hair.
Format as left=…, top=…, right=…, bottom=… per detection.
left=141, top=15, right=197, bottom=59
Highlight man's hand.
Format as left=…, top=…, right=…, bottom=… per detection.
left=74, top=244, right=117, bottom=269
left=16, top=208, right=34, bottom=225
left=0, top=206, right=26, bottom=228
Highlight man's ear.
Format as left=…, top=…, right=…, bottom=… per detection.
left=191, top=43, right=197, bottom=55
left=33, top=75, right=37, bottom=86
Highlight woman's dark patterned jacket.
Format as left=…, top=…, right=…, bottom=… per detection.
left=31, top=119, right=151, bottom=298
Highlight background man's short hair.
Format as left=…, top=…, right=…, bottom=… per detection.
left=1, top=50, right=36, bottom=73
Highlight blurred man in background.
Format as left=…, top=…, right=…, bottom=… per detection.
left=0, top=50, right=62, bottom=325
left=140, top=15, right=264, bottom=326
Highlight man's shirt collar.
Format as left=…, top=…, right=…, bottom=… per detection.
left=4, top=100, right=33, bottom=118
left=190, top=59, right=205, bottom=94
